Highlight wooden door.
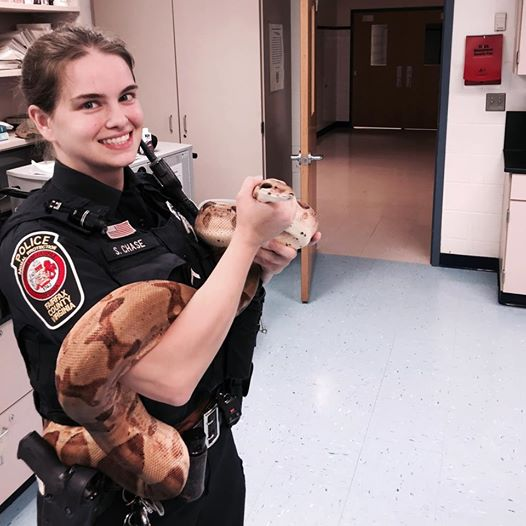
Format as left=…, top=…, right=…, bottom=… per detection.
left=92, top=0, right=180, bottom=142
left=173, top=0, right=263, bottom=204
left=351, top=8, right=442, bottom=129
left=299, top=0, right=318, bottom=303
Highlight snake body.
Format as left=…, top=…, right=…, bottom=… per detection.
left=43, top=179, right=318, bottom=500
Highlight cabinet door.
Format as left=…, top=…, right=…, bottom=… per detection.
left=502, top=200, right=526, bottom=294
left=173, top=0, right=263, bottom=204
left=0, top=392, right=41, bottom=505
left=92, top=0, right=180, bottom=142
left=0, top=320, right=31, bottom=410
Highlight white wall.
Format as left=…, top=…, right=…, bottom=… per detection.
left=441, top=0, right=526, bottom=258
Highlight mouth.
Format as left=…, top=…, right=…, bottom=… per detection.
left=99, top=132, right=132, bottom=146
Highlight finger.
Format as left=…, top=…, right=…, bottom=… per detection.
left=308, top=231, right=322, bottom=246
left=263, top=239, right=297, bottom=259
left=237, top=176, right=263, bottom=199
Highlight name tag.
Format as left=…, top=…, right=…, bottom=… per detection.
left=102, top=233, right=159, bottom=261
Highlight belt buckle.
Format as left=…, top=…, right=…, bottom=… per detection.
left=202, top=404, right=220, bottom=448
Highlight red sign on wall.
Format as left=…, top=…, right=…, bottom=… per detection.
left=464, top=34, right=503, bottom=85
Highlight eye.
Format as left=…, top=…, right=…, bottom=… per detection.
left=81, top=100, right=100, bottom=110
left=120, top=92, right=137, bottom=103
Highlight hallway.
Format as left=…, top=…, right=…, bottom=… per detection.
left=316, top=129, right=436, bottom=264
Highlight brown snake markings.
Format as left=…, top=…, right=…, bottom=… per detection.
left=45, top=179, right=318, bottom=500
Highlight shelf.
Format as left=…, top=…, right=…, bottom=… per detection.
left=0, top=2, right=79, bottom=13
left=0, top=69, right=21, bottom=78
left=0, top=132, right=38, bottom=152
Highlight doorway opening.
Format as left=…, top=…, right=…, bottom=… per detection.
left=315, top=2, right=448, bottom=265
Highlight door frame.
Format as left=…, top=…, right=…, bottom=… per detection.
left=348, top=1, right=453, bottom=266
left=430, top=0, right=454, bottom=266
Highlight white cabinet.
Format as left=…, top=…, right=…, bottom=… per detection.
left=0, top=319, right=42, bottom=506
left=499, top=173, right=526, bottom=304
left=92, top=0, right=265, bottom=205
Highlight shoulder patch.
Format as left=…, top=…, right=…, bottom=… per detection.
left=10, top=231, right=85, bottom=330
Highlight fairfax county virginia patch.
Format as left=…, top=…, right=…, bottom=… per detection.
left=10, top=231, right=85, bottom=330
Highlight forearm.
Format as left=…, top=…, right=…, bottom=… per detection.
left=122, top=234, right=260, bottom=405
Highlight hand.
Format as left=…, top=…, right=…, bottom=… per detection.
left=255, top=239, right=297, bottom=283
left=255, top=231, right=322, bottom=283
left=234, top=176, right=296, bottom=248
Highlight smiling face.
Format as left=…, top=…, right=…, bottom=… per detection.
left=29, top=49, right=144, bottom=188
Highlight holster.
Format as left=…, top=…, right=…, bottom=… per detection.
left=18, top=431, right=116, bottom=525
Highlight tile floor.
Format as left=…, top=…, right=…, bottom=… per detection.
left=316, top=128, right=436, bottom=264
left=2, top=254, right=525, bottom=525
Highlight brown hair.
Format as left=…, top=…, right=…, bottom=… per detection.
left=21, top=24, right=135, bottom=114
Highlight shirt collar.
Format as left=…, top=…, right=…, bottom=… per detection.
left=51, top=160, right=135, bottom=213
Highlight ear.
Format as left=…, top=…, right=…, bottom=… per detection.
left=27, top=104, right=55, bottom=142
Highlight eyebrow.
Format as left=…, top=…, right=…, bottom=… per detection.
left=71, top=84, right=139, bottom=103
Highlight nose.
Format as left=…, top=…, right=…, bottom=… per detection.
left=105, top=101, right=128, bottom=129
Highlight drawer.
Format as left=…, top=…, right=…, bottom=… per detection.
left=0, top=391, right=42, bottom=505
left=0, top=320, right=31, bottom=412
left=511, top=174, right=526, bottom=200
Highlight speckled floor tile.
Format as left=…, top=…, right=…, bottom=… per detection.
left=2, top=254, right=526, bottom=526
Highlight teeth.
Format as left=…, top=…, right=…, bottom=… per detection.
left=101, top=133, right=130, bottom=145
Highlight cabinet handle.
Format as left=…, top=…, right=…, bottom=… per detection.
left=0, top=427, right=6, bottom=466
left=183, top=115, right=188, bottom=137
left=169, top=114, right=174, bottom=134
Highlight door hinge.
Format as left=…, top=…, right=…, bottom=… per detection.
left=517, top=50, right=520, bottom=65
left=261, top=122, right=265, bottom=135
left=506, top=208, right=510, bottom=223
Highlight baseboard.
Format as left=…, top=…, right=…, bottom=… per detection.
left=317, top=121, right=352, bottom=137
left=0, top=476, right=35, bottom=514
left=498, top=289, right=526, bottom=308
left=439, top=253, right=498, bottom=272
left=497, top=266, right=526, bottom=308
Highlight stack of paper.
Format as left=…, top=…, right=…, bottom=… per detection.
left=0, top=24, right=51, bottom=71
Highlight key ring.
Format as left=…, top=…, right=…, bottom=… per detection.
left=121, top=489, right=165, bottom=525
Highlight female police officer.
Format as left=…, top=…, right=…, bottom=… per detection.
left=0, top=25, right=317, bottom=525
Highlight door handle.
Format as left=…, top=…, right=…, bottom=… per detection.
left=290, top=152, right=324, bottom=165
left=406, top=66, right=413, bottom=88
left=396, top=65, right=403, bottom=88
left=169, top=114, right=174, bottom=134
left=183, top=115, right=188, bottom=137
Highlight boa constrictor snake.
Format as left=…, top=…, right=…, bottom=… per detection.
left=42, top=179, right=318, bottom=500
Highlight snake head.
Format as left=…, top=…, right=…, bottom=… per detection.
left=254, top=179, right=295, bottom=202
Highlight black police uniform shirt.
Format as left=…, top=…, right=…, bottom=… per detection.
left=0, top=161, right=263, bottom=428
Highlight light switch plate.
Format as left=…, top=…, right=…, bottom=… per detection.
left=495, top=12, right=507, bottom=32
left=486, top=93, right=506, bottom=111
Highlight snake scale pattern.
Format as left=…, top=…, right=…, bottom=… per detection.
left=43, top=179, right=318, bottom=500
